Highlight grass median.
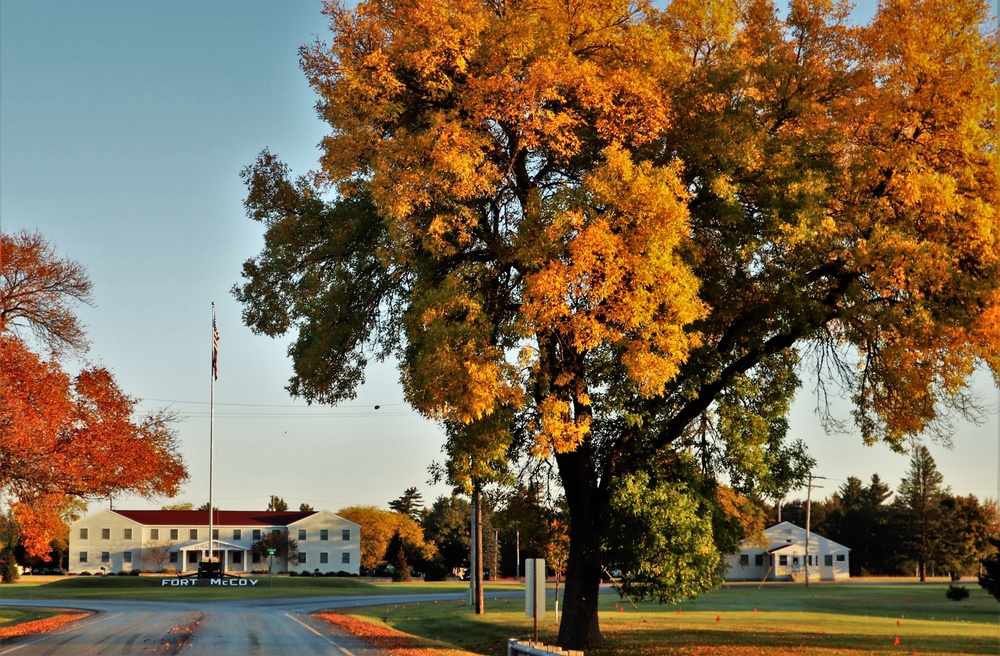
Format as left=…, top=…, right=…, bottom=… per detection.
left=0, top=574, right=479, bottom=601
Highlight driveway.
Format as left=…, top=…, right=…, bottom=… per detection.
left=0, top=593, right=466, bottom=655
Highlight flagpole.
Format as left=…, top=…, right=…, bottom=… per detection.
left=209, top=302, right=217, bottom=567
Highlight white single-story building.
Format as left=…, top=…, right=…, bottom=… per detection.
left=68, top=509, right=360, bottom=576
left=724, top=521, right=850, bottom=582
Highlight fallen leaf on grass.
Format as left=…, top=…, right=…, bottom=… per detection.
left=315, top=612, right=479, bottom=656
left=0, top=612, right=92, bottom=639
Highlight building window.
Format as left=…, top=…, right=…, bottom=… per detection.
left=755, top=554, right=764, bottom=567
left=739, top=554, right=749, bottom=567
left=298, top=553, right=307, bottom=565
left=232, top=552, right=242, bottom=564
left=342, top=552, right=350, bottom=564
left=190, top=529, right=198, bottom=540
left=779, top=555, right=788, bottom=566
left=80, top=528, right=88, bottom=540
left=101, top=552, right=110, bottom=563
left=188, top=552, right=198, bottom=564
left=124, top=528, right=133, bottom=540
left=298, top=529, right=307, bottom=541
left=80, top=552, right=88, bottom=563
left=213, top=529, right=219, bottom=540
left=824, top=555, right=833, bottom=567
left=252, top=529, right=261, bottom=541
left=320, top=530, right=329, bottom=541
left=169, top=552, right=178, bottom=563
left=150, top=529, right=159, bottom=540
left=836, top=554, right=845, bottom=562
left=320, top=552, right=329, bottom=564
left=170, top=529, right=178, bottom=540
left=342, top=529, right=350, bottom=541
left=233, top=529, right=242, bottom=540
left=123, top=551, right=132, bottom=564
left=101, top=528, right=111, bottom=540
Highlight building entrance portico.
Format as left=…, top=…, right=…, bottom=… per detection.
left=182, top=540, right=248, bottom=573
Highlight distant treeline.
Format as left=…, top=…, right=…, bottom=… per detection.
left=775, top=445, right=997, bottom=580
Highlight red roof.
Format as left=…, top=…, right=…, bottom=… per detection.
left=113, top=510, right=316, bottom=527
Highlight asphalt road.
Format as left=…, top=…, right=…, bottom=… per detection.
left=0, top=593, right=467, bottom=655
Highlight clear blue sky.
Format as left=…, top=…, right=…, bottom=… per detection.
left=2, top=1, right=997, bottom=520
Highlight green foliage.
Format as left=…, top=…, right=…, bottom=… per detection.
left=267, top=496, right=288, bottom=512
left=421, top=495, right=471, bottom=573
left=894, top=445, right=949, bottom=581
left=0, top=550, right=19, bottom=584
left=978, top=537, right=1000, bottom=603
left=822, top=475, right=896, bottom=576
left=389, top=487, right=425, bottom=521
left=602, top=471, right=721, bottom=604
left=939, top=495, right=996, bottom=579
left=945, top=585, right=969, bottom=601
left=385, top=530, right=413, bottom=582
left=250, top=529, right=298, bottom=567
left=233, top=155, right=397, bottom=406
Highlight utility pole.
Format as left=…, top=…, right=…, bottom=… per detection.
left=515, top=529, right=520, bottom=581
left=474, top=483, right=484, bottom=614
left=804, top=473, right=825, bottom=587
left=468, top=481, right=484, bottom=613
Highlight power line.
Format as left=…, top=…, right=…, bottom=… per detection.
left=139, top=398, right=409, bottom=409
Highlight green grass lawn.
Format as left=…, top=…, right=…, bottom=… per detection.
left=338, top=581, right=1000, bottom=656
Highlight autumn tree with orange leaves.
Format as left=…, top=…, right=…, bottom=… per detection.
left=1, top=230, right=188, bottom=560
left=235, top=0, right=999, bottom=647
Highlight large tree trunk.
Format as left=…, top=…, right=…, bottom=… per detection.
left=555, top=447, right=602, bottom=650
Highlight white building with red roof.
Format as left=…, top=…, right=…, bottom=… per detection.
left=68, top=509, right=360, bottom=575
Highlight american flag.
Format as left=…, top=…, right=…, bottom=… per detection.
left=212, top=315, right=219, bottom=380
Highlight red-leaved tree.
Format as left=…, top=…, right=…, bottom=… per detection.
left=1, top=230, right=188, bottom=558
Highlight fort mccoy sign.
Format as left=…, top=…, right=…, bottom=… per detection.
left=161, top=577, right=260, bottom=587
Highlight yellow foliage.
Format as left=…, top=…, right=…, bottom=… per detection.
left=302, top=0, right=1000, bottom=459
left=523, top=145, right=705, bottom=397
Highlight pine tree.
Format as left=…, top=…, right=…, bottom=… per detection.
left=389, top=487, right=425, bottom=521
left=895, top=446, right=949, bottom=581
left=384, top=530, right=412, bottom=582
left=978, top=537, right=1000, bottom=603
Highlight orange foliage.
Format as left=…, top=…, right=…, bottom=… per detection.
left=1, top=337, right=187, bottom=557
left=1, top=230, right=188, bottom=559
